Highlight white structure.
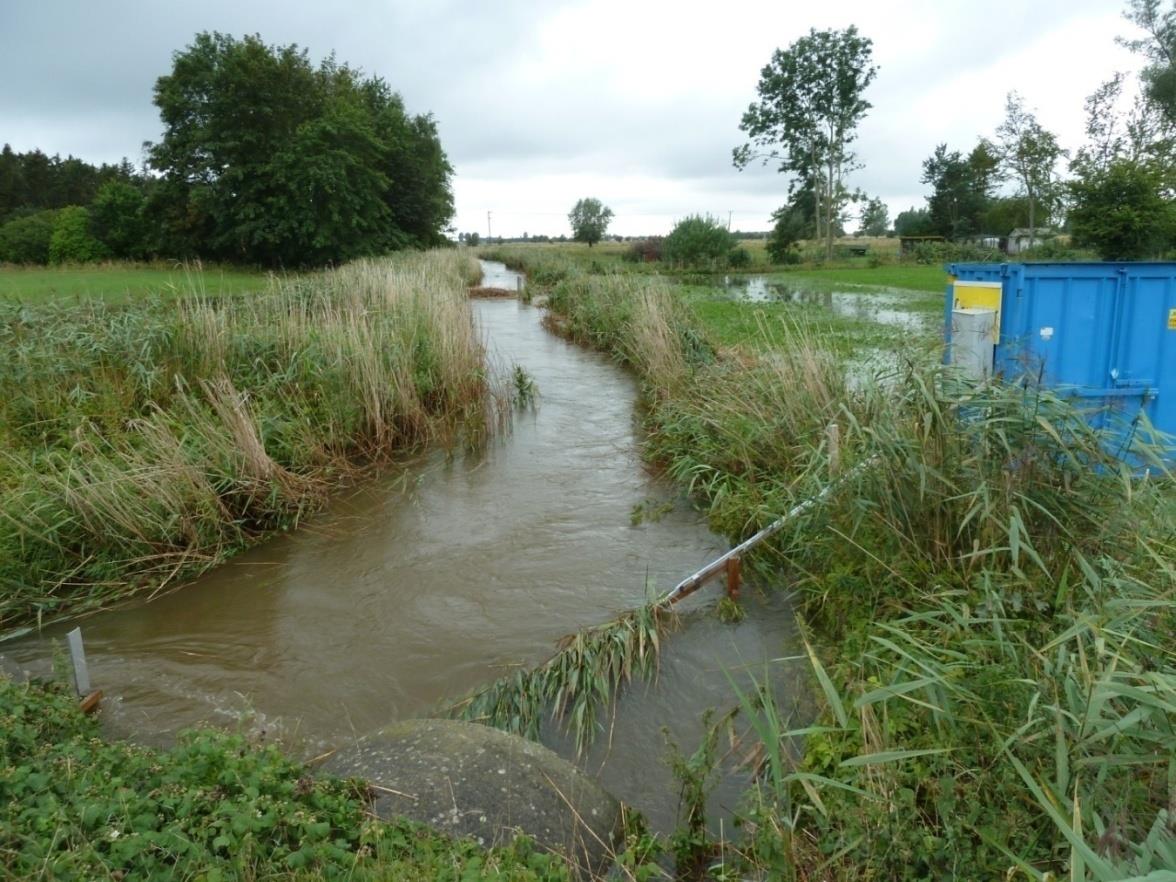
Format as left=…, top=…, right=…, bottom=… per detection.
left=950, top=308, right=996, bottom=381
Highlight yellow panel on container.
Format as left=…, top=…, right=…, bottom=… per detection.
left=952, top=280, right=1002, bottom=340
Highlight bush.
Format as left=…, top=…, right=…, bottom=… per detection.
left=1018, top=238, right=1096, bottom=261
left=625, top=236, right=664, bottom=263
left=903, top=241, right=1002, bottom=265
left=727, top=246, right=752, bottom=268
left=47, top=206, right=109, bottom=264
left=766, top=206, right=808, bottom=264
left=0, top=210, right=59, bottom=264
left=663, top=214, right=737, bottom=268
left=90, top=180, right=150, bottom=259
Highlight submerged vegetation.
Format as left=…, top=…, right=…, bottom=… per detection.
left=0, top=250, right=491, bottom=631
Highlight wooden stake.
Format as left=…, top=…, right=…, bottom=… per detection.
left=725, top=556, right=742, bottom=600
left=79, top=690, right=103, bottom=715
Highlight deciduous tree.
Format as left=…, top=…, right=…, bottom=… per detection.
left=735, top=27, right=878, bottom=259
left=858, top=196, right=889, bottom=236
left=567, top=197, right=613, bottom=247
left=1070, top=158, right=1176, bottom=258
left=994, top=93, right=1066, bottom=244
left=146, top=32, right=453, bottom=266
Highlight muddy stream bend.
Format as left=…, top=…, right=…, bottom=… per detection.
left=2, top=261, right=804, bottom=833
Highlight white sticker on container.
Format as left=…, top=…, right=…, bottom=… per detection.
left=1040, top=326, right=1054, bottom=340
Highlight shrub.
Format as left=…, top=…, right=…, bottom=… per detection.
left=663, top=214, right=737, bottom=268
left=90, top=180, right=150, bottom=259
left=47, top=206, right=109, bottom=263
left=766, top=206, right=808, bottom=264
left=625, top=236, right=664, bottom=263
left=904, top=240, right=1001, bottom=265
left=0, top=209, right=59, bottom=264
left=727, top=246, right=752, bottom=268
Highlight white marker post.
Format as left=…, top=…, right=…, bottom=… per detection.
left=66, top=627, right=90, bottom=697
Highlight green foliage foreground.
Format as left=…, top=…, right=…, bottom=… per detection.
left=0, top=677, right=571, bottom=881
left=536, top=272, right=1175, bottom=880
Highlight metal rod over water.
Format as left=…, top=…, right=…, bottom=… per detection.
left=659, top=453, right=872, bottom=607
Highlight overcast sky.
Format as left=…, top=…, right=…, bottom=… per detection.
left=1, top=0, right=1144, bottom=237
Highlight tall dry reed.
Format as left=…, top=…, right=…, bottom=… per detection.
left=0, top=251, right=490, bottom=629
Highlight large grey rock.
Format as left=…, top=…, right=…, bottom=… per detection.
left=323, top=719, right=622, bottom=875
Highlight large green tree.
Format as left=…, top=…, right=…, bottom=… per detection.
left=146, top=33, right=453, bottom=266
left=1120, top=0, right=1176, bottom=123
left=893, top=206, right=933, bottom=236
left=920, top=141, right=1001, bottom=238
left=1069, top=50, right=1176, bottom=259
left=994, top=93, right=1066, bottom=244
left=734, top=27, right=878, bottom=259
left=567, top=197, right=613, bottom=247
left=1069, top=158, right=1176, bottom=258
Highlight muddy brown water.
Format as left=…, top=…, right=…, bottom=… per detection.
left=2, top=261, right=805, bottom=833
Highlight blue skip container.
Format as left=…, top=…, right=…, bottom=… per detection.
left=945, top=262, right=1176, bottom=460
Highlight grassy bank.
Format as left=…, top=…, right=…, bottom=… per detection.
left=539, top=272, right=1176, bottom=880
left=477, top=242, right=948, bottom=292
left=0, top=676, right=578, bottom=881
left=0, top=262, right=269, bottom=304
left=0, top=251, right=491, bottom=631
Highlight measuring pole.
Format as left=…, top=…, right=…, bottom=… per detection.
left=66, top=627, right=90, bottom=696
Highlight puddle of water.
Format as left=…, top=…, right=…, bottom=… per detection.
left=718, top=275, right=933, bottom=332
left=1, top=262, right=802, bottom=834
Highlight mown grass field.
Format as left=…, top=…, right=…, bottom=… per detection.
left=0, top=263, right=270, bottom=303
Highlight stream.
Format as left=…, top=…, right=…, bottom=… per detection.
left=1, top=261, right=804, bottom=833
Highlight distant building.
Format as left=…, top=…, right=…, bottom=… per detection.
left=1007, top=228, right=1053, bottom=255
left=960, top=234, right=1005, bottom=251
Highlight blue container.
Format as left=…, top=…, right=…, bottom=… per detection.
left=946, top=262, right=1176, bottom=459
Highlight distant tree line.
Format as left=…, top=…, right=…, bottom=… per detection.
left=0, top=147, right=146, bottom=263
left=0, top=32, right=454, bottom=267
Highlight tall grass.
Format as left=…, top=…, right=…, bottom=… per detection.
left=0, top=251, right=492, bottom=630
left=539, top=269, right=1176, bottom=879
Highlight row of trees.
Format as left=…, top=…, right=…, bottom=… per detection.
left=742, top=2, right=1176, bottom=262
left=0, top=32, right=455, bottom=267
left=896, top=92, right=1064, bottom=245
left=0, top=147, right=141, bottom=224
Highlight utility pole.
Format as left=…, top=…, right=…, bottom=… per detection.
left=487, top=211, right=493, bottom=241
left=727, top=210, right=733, bottom=230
